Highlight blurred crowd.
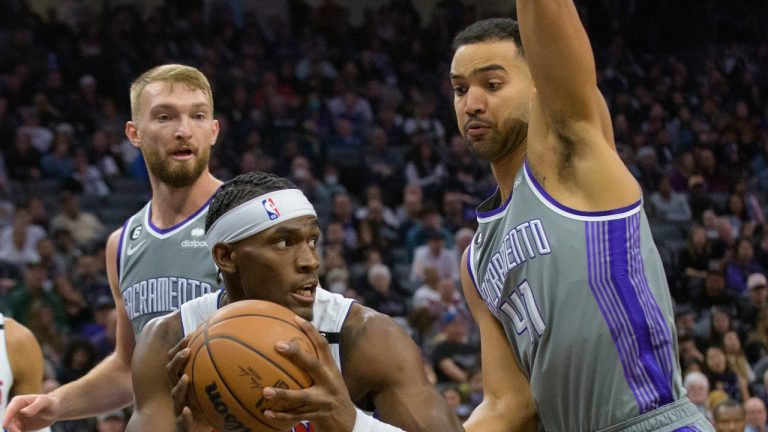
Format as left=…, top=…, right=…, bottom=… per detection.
left=1, top=0, right=768, bottom=430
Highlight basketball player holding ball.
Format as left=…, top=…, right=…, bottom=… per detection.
left=127, top=172, right=462, bottom=432
left=451, top=2, right=712, bottom=431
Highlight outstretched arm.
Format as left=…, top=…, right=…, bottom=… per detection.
left=518, top=0, right=638, bottom=208
left=460, top=249, right=537, bottom=432
left=3, top=230, right=135, bottom=432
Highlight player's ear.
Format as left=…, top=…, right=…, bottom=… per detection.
left=211, top=243, right=237, bottom=274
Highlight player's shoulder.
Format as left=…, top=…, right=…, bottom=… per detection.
left=340, top=303, right=409, bottom=351
left=2, top=317, right=34, bottom=344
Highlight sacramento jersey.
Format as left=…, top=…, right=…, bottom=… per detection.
left=118, top=199, right=219, bottom=335
left=467, top=161, right=712, bottom=431
left=180, top=287, right=355, bottom=432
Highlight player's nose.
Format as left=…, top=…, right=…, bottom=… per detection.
left=464, top=86, right=487, bottom=115
left=296, top=242, right=320, bottom=274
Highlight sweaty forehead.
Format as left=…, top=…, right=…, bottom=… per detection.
left=450, top=40, right=522, bottom=77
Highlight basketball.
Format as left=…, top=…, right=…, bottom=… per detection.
left=184, top=300, right=318, bottom=431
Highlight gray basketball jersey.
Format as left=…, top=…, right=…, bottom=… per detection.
left=467, top=161, right=711, bottom=431
left=118, top=199, right=219, bottom=335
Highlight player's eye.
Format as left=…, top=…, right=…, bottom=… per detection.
left=194, top=112, right=207, bottom=120
left=308, top=237, right=318, bottom=249
left=486, top=81, right=502, bottom=91
left=157, top=114, right=171, bottom=122
left=275, top=239, right=288, bottom=249
left=453, top=85, right=467, bottom=96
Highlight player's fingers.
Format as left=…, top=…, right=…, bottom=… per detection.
left=176, top=406, right=197, bottom=432
left=2, top=398, right=24, bottom=427
left=293, top=315, right=335, bottom=366
left=169, top=333, right=191, bottom=358
left=171, top=373, right=190, bottom=415
left=17, top=396, right=47, bottom=416
left=275, top=340, right=324, bottom=381
left=261, top=386, right=314, bottom=408
left=166, top=348, right=190, bottom=386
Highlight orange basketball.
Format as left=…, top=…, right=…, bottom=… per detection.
left=184, top=300, right=318, bottom=432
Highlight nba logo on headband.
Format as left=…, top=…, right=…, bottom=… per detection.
left=262, top=198, right=281, bottom=220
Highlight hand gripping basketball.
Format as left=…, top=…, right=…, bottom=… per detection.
left=261, top=315, right=358, bottom=431
left=167, top=335, right=210, bottom=432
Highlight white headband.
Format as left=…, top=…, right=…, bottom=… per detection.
left=205, top=189, right=317, bottom=251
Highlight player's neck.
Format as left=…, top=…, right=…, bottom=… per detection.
left=491, top=142, right=527, bottom=200
left=149, top=172, right=222, bottom=228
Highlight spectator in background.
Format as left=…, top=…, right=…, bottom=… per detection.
left=404, top=139, right=447, bottom=199
left=679, top=225, right=714, bottom=303
left=69, top=149, right=110, bottom=199
left=410, top=229, right=458, bottom=285
left=712, top=399, right=746, bottom=432
left=49, top=191, right=105, bottom=248
left=723, top=330, right=755, bottom=383
left=724, top=192, right=751, bottom=239
left=396, top=183, right=423, bottom=237
left=431, top=312, right=478, bottom=386
left=705, top=345, right=749, bottom=403
left=725, top=238, right=763, bottom=296
left=405, top=202, right=453, bottom=259
left=4, top=257, right=68, bottom=330
left=5, top=130, right=42, bottom=181
left=0, top=206, right=47, bottom=268
left=689, top=175, right=716, bottom=222
left=648, top=175, right=692, bottom=223
left=440, top=385, right=472, bottom=423
left=403, top=98, right=446, bottom=148
left=683, top=371, right=710, bottom=420
left=329, top=191, right=360, bottom=251
left=694, top=270, right=736, bottom=316
left=745, top=397, right=768, bottom=432
left=363, top=263, right=407, bottom=319
left=738, top=273, right=768, bottom=334
left=41, top=128, right=75, bottom=179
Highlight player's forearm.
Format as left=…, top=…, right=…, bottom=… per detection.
left=48, top=352, right=133, bottom=419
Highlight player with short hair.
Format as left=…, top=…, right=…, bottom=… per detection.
left=450, top=4, right=712, bottom=431
left=3, top=64, right=222, bottom=431
left=129, top=171, right=463, bottom=431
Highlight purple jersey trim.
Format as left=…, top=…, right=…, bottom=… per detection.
left=475, top=187, right=513, bottom=219
left=147, top=194, right=214, bottom=235
left=586, top=216, right=675, bottom=414
left=524, top=159, right=641, bottom=216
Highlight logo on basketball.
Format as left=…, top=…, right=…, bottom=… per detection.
left=262, top=198, right=281, bottom=220
left=131, top=225, right=142, bottom=240
left=205, top=382, right=252, bottom=432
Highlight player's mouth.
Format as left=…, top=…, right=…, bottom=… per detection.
left=465, top=120, right=493, bottom=138
left=291, top=280, right=317, bottom=304
left=169, top=147, right=195, bottom=161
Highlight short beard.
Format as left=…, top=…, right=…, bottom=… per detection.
left=145, top=148, right=209, bottom=188
left=469, top=115, right=528, bottom=163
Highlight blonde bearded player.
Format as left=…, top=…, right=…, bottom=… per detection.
left=3, top=64, right=222, bottom=432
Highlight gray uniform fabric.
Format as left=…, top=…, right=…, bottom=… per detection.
left=118, top=200, right=219, bottom=335
left=467, top=161, right=712, bottom=432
